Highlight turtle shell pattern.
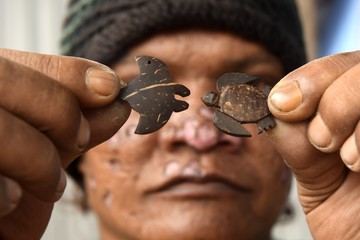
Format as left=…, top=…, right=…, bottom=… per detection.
left=218, top=84, right=270, bottom=123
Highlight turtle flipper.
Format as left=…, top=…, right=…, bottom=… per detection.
left=262, top=85, right=272, bottom=96
left=214, top=111, right=252, bottom=137
left=256, top=115, right=275, bottom=134
left=217, top=73, right=258, bottom=92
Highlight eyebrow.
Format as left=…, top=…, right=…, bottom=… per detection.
left=224, top=55, right=278, bottom=69
left=117, top=55, right=138, bottom=65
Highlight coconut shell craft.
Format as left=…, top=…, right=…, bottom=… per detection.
left=119, top=56, right=190, bottom=134
left=201, top=72, right=275, bottom=137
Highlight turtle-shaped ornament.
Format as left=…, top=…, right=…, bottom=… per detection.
left=201, top=72, right=275, bottom=137
left=119, top=56, right=190, bottom=134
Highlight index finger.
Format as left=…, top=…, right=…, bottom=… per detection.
left=0, top=48, right=125, bottom=107
left=0, top=108, right=65, bottom=202
left=0, top=48, right=131, bottom=155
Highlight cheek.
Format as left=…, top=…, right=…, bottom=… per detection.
left=246, top=131, right=291, bottom=214
left=82, top=149, right=131, bottom=209
left=246, top=126, right=289, bottom=183
left=105, top=112, right=141, bottom=148
left=81, top=147, right=147, bottom=235
left=105, top=111, right=159, bottom=160
left=81, top=111, right=161, bottom=218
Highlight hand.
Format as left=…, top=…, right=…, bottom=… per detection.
left=0, top=49, right=131, bottom=240
left=267, top=50, right=360, bottom=239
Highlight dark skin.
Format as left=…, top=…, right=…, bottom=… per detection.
left=0, top=49, right=131, bottom=240
left=0, top=32, right=360, bottom=239
left=268, top=51, right=360, bottom=239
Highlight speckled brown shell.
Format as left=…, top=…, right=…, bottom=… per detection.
left=218, top=84, right=270, bottom=123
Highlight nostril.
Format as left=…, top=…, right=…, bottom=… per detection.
left=160, top=121, right=220, bottom=151
left=159, top=111, right=244, bottom=152
left=159, top=126, right=186, bottom=151
left=160, top=123, right=242, bottom=153
left=219, top=139, right=231, bottom=146
left=218, top=134, right=243, bottom=153
left=169, top=140, right=188, bottom=151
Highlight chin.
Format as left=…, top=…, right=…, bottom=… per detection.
left=132, top=221, right=272, bottom=240
left=117, top=200, right=274, bottom=240
left=99, top=199, right=275, bottom=240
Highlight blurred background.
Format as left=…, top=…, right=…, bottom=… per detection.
left=0, top=0, right=67, bottom=54
left=0, top=0, right=359, bottom=239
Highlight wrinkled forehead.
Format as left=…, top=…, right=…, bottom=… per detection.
left=112, top=29, right=284, bottom=88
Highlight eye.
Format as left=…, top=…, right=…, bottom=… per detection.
left=113, top=64, right=139, bottom=83
left=147, top=60, right=152, bottom=64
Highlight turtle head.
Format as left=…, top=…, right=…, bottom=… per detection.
left=201, top=91, right=219, bottom=107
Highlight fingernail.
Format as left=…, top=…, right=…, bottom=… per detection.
left=86, top=67, right=126, bottom=96
left=77, top=114, right=90, bottom=151
left=269, top=81, right=302, bottom=112
left=340, top=134, right=358, bottom=167
left=308, top=114, right=332, bottom=149
left=55, top=170, right=67, bottom=198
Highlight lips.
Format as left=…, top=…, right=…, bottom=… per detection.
left=146, top=174, right=252, bottom=199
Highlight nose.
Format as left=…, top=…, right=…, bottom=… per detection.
left=159, top=106, right=243, bottom=152
left=182, top=107, right=221, bottom=150
left=159, top=76, right=244, bottom=152
left=159, top=106, right=217, bottom=151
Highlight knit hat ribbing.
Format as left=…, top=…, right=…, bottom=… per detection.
left=61, top=0, right=306, bottom=74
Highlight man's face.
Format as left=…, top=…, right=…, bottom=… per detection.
left=81, top=29, right=290, bottom=240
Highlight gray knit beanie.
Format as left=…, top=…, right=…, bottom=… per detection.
left=61, top=0, right=306, bottom=74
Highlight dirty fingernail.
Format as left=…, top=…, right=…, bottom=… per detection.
left=86, top=67, right=125, bottom=96
left=340, top=134, right=358, bottom=168
left=308, top=114, right=332, bottom=149
left=269, top=81, right=302, bottom=112
left=77, top=114, right=90, bottom=151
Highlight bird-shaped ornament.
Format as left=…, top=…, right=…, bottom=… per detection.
left=119, top=56, right=190, bottom=134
